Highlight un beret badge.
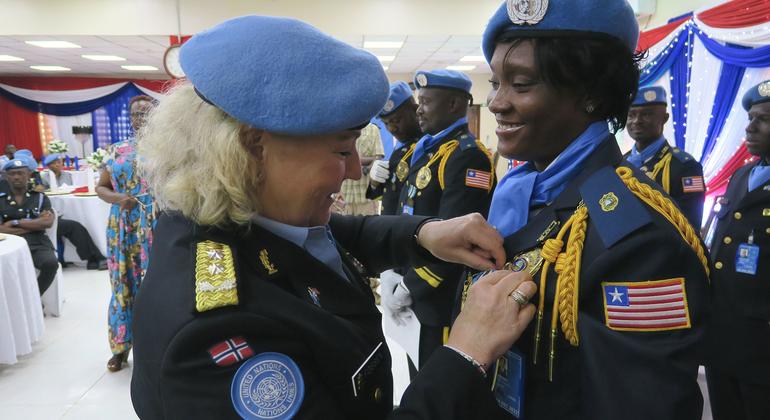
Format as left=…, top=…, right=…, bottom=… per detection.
left=416, top=73, right=428, bottom=87
left=231, top=352, right=305, bottom=420
left=507, top=0, right=548, bottom=25
left=383, top=99, right=395, bottom=113
left=759, top=81, right=770, bottom=98
left=644, top=90, right=657, bottom=102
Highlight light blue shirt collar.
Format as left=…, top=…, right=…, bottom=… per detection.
left=628, top=136, right=666, bottom=168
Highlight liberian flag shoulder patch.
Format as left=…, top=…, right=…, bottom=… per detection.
left=682, top=176, right=705, bottom=193
left=601, top=278, right=691, bottom=332
left=208, top=336, right=255, bottom=367
left=465, top=169, right=491, bottom=190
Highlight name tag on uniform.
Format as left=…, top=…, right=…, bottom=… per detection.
left=735, top=243, right=760, bottom=275
left=402, top=205, right=414, bottom=215
left=493, top=349, right=525, bottom=418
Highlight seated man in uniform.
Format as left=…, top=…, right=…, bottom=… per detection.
left=705, top=79, right=770, bottom=420
left=42, top=154, right=107, bottom=270
left=625, top=86, right=705, bottom=228
left=0, top=159, right=58, bottom=295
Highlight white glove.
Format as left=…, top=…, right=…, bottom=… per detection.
left=369, top=160, right=390, bottom=184
left=380, top=269, right=413, bottom=326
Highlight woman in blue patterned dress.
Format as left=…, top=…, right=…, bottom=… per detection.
left=95, top=95, right=155, bottom=372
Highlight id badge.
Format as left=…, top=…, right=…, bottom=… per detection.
left=492, top=348, right=525, bottom=418
left=735, top=243, right=760, bottom=275
left=402, top=205, right=414, bottom=215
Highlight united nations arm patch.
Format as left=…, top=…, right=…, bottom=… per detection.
left=231, top=352, right=305, bottom=419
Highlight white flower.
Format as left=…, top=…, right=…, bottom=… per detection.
left=46, top=139, right=69, bottom=154
left=85, top=147, right=109, bottom=168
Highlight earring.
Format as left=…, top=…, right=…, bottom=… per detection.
left=585, top=103, right=595, bottom=114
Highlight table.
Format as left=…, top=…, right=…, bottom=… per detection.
left=48, top=194, right=111, bottom=261
left=0, top=234, right=45, bottom=364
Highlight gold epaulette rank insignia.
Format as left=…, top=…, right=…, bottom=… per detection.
left=195, top=240, right=238, bottom=312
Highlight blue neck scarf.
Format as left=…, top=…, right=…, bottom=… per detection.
left=627, top=136, right=666, bottom=168
left=410, top=117, right=468, bottom=165
left=748, top=161, right=770, bottom=192
left=488, top=121, right=610, bottom=237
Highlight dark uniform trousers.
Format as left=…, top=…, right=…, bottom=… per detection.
left=466, top=138, right=710, bottom=420
left=396, top=125, right=494, bottom=372
left=705, top=161, right=770, bottom=420
left=0, top=190, right=58, bottom=294
left=57, top=218, right=104, bottom=262
left=624, top=140, right=705, bottom=229
left=131, top=212, right=509, bottom=419
left=367, top=142, right=416, bottom=216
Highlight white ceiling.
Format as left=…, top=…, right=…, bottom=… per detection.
left=0, top=33, right=489, bottom=78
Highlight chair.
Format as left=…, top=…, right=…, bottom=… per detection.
left=40, top=209, right=64, bottom=317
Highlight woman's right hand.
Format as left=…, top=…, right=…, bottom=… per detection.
left=118, top=195, right=137, bottom=211
left=446, top=270, right=537, bottom=368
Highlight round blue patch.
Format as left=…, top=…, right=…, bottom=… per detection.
left=231, top=352, right=305, bottom=420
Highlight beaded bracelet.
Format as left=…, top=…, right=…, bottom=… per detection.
left=444, top=345, right=488, bottom=378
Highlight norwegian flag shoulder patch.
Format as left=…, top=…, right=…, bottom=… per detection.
left=208, top=336, right=255, bottom=367
left=465, top=169, right=491, bottom=190
left=602, top=278, right=691, bottom=332
left=682, top=176, right=705, bottom=193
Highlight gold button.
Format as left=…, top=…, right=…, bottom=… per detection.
left=723, top=237, right=732, bottom=245
left=734, top=212, right=742, bottom=220
left=766, top=227, right=770, bottom=234
left=715, top=261, right=723, bottom=269
left=373, top=387, right=382, bottom=402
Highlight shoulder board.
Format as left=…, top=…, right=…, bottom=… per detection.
left=670, top=147, right=694, bottom=163
left=457, top=133, right=478, bottom=150
left=194, top=240, right=239, bottom=312
left=579, top=166, right=652, bottom=249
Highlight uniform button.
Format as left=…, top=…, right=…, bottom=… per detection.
left=416, top=192, right=422, bottom=197
left=715, top=261, right=723, bottom=269
left=734, top=212, right=742, bottom=220
left=723, top=237, right=732, bottom=245
left=766, top=228, right=770, bottom=234
left=373, top=387, right=382, bottom=402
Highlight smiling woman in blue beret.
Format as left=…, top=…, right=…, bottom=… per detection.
left=130, top=14, right=537, bottom=420
left=478, top=0, right=710, bottom=419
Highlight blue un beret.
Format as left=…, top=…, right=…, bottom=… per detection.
left=482, top=0, right=639, bottom=63
left=413, top=70, right=472, bottom=94
left=43, top=153, right=62, bottom=166
left=14, top=149, right=32, bottom=158
left=2, top=158, right=30, bottom=172
left=632, top=86, right=667, bottom=107
left=742, top=80, right=770, bottom=111
left=380, top=82, right=414, bottom=117
left=180, top=15, right=389, bottom=135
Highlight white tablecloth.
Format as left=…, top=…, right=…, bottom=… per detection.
left=0, top=234, right=45, bottom=364
left=49, top=195, right=111, bottom=260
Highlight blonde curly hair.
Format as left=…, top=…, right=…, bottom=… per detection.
left=137, top=83, right=262, bottom=227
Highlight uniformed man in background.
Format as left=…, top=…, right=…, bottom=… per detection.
left=380, top=69, right=495, bottom=376
left=0, top=158, right=58, bottom=294
left=625, top=86, right=706, bottom=228
left=367, top=81, right=422, bottom=216
left=706, top=79, right=770, bottom=420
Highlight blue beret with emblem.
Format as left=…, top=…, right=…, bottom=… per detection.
left=231, top=352, right=305, bottom=420
left=742, top=80, right=770, bottom=111
left=413, top=69, right=472, bottom=94
left=632, top=86, right=667, bottom=107
left=180, top=15, right=389, bottom=135
left=380, top=81, right=414, bottom=117
left=2, top=158, right=30, bottom=172
left=482, top=0, right=640, bottom=63
left=43, top=153, right=62, bottom=167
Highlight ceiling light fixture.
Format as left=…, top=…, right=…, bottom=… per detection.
left=121, top=65, right=159, bottom=71
left=0, top=55, right=24, bottom=61
left=82, top=55, right=126, bottom=61
left=25, top=40, right=81, bottom=48
left=30, top=65, right=71, bottom=71
left=446, top=65, right=476, bottom=71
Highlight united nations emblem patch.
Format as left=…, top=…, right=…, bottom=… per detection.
left=383, top=99, right=395, bottom=113
left=416, top=73, right=428, bottom=87
left=231, top=353, right=304, bottom=420
left=759, top=81, right=770, bottom=98
left=644, top=90, right=657, bottom=102
left=507, top=0, right=548, bottom=25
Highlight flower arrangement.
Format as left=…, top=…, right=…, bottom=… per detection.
left=46, top=139, right=69, bottom=154
left=85, top=148, right=109, bottom=168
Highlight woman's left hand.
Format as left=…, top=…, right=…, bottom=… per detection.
left=416, top=213, right=506, bottom=271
